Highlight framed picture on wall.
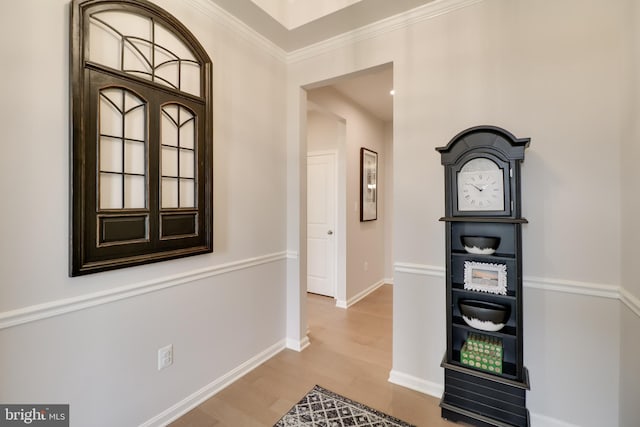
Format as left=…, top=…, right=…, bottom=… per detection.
left=360, top=147, right=378, bottom=221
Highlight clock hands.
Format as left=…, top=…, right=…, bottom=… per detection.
left=466, top=183, right=488, bottom=191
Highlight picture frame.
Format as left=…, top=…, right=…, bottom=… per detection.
left=360, top=147, right=378, bottom=221
left=463, top=261, right=507, bottom=295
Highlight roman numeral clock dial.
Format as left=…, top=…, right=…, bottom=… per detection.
left=456, top=157, right=505, bottom=212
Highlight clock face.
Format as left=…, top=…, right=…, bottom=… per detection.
left=457, top=158, right=505, bottom=212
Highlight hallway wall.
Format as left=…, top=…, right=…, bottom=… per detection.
left=308, top=87, right=387, bottom=305
left=619, top=1, right=640, bottom=424
left=287, top=1, right=632, bottom=425
left=0, top=1, right=288, bottom=425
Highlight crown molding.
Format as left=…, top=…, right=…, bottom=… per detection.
left=183, top=0, right=482, bottom=65
left=287, top=0, right=483, bottom=63
left=183, top=0, right=288, bottom=62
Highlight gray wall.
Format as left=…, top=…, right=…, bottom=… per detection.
left=287, top=1, right=638, bottom=425
left=0, top=1, right=288, bottom=425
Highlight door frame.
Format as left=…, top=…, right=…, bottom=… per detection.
left=306, top=101, right=348, bottom=306
left=307, top=150, right=339, bottom=298
left=288, top=64, right=394, bottom=350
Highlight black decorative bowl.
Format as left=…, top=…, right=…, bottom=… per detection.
left=461, top=235, right=500, bottom=255
left=458, top=299, right=510, bottom=332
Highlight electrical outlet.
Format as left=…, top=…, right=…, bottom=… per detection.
left=364, top=261, right=368, bottom=271
left=157, top=344, right=173, bottom=370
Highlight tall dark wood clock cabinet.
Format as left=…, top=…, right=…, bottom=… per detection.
left=436, top=126, right=531, bottom=427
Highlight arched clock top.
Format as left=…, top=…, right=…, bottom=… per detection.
left=437, top=125, right=530, bottom=218
left=436, top=125, right=530, bottom=166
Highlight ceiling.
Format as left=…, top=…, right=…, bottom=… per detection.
left=249, top=0, right=363, bottom=30
left=327, top=64, right=394, bottom=122
left=208, top=0, right=413, bottom=122
left=209, top=0, right=436, bottom=52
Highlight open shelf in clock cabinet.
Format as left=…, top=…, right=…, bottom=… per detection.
left=440, top=216, right=530, bottom=427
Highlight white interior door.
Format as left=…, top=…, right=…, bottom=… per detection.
left=307, top=152, right=337, bottom=297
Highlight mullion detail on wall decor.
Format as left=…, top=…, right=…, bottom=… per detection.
left=88, top=8, right=201, bottom=96
left=98, top=87, right=147, bottom=210
left=71, top=0, right=212, bottom=276
left=160, top=103, right=197, bottom=209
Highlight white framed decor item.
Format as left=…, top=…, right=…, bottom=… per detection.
left=463, top=260, right=507, bottom=295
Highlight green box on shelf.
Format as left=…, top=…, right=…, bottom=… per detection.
left=466, top=333, right=503, bottom=356
left=461, top=339, right=503, bottom=375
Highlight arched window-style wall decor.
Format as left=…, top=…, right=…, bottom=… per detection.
left=70, top=0, right=213, bottom=276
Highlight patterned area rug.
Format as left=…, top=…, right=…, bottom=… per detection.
left=274, top=385, right=415, bottom=426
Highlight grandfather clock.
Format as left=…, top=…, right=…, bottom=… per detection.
left=436, top=126, right=531, bottom=426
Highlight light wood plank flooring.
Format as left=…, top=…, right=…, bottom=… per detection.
left=170, top=285, right=455, bottom=426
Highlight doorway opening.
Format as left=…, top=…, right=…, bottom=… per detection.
left=304, top=62, right=394, bottom=312
left=307, top=111, right=342, bottom=298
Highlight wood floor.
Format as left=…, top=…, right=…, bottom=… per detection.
left=169, top=285, right=456, bottom=426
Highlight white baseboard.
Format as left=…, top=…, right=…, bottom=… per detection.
left=388, top=369, right=443, bottom=399
left=529, top=412, right=580, bottom=427
left=286, top=335, right=310, bottom=352
left=388, top=370, right=579, bottom=427
left=336, top=279, right=386, bottom=309
left=140, top=339, right=286, bottom=427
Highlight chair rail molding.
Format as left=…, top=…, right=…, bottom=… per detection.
left=393, top=262, right=638, bottom=318
left=0, top=252, right=287, bottom=330
left=621, top=287, right=640, bottom=317
left=394, top=262, right=445, bottom=277
left=524, top=275, right=619, bottom=300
